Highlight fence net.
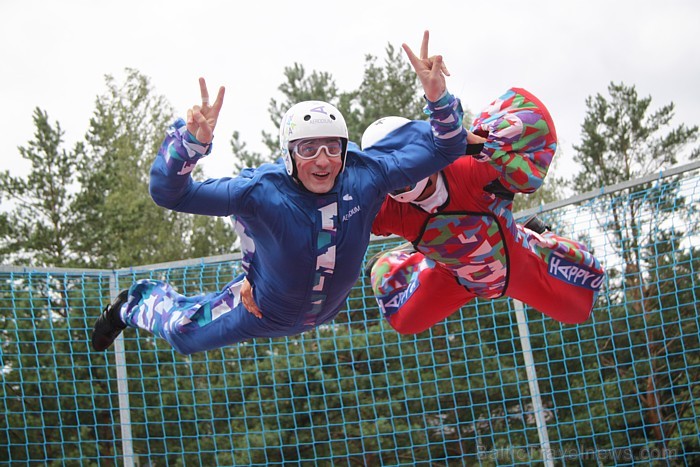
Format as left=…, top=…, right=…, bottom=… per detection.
left=1, top=166, right=699, bottom=466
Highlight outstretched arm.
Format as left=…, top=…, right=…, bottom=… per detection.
left=149, top=78, right=238, bottom=216
left=362, top=31, right=466, bottom=195
left=403, top=31, right=464, bottom=145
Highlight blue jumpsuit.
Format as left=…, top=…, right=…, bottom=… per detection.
left=119, top=93, right=467, bottom=354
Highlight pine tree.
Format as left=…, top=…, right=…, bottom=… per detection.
left=570, top=81, right=699, bottom=453
left=0, top=108, right=80, bottom=266
left=72, top=68, right=235, bottom=268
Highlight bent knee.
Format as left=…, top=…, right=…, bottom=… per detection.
left=567, top=306, right=593, bottom=324
left=545, top=304, right=592, bottom=325
left=387, top=315, right=430, bottom=336
left=161, top=327, right=199, bottom=355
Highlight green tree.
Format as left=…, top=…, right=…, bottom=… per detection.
left=260, top=62, right=342, bottom=157
left=72, top=68, right=235, bottom=268
left=227, top=62, right=344, bottom=171
left=230, top=130, right=271, bottom=173
left=258, top=43, right=426, bottom=159
left=342, top=43, right=425, bottom=140
left=0, top=108, right=81, bottom=267
left=569, top=81, right=699, bottom=455
left=574, top=82, right=698, bottom=191
left=573, top=81, right=698, bottom=294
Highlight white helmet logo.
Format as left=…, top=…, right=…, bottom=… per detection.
left=309, top=105, right=327, bottom=114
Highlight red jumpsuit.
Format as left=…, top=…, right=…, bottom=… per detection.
left=369, top=88, right=605, bottom=334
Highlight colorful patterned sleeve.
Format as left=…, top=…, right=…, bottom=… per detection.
left=164, top=118, right=213, bottom=162
left=470, top=88, right=557, bottom=194
left=425, top=91, right=465, bottom=141
left=149, top=118, right=220, bottom=213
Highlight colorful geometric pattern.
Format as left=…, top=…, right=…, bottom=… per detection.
left=470, top=88, right=557, bottom=194
left=161, top=119, right=211, bottom=170
left=306, top=199, right=339, bottom=323
left=230, top=215, right=255, bottom=274
left=425, top=91, right=465, bottom=141
left=370, top=250, right=430, bottom=317
left=416, top=213, right=508, bottom=298
left=121, top=277, right=241, bottom=340
left=516, top=227, right=605, bottom=291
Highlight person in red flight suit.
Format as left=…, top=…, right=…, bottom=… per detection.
left=364, top=87, right=605, bottom=334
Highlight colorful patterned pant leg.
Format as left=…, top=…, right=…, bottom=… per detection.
left=370, top=250, right=475, bottom=334
left=119, top=275, right=281, bottom=354
left=506, top=230, right=605, bottom=324
left=371, top=229, right=605, bottom=332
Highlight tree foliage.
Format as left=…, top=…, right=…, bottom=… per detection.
left=573, top=82, right=698, bottom=191
left=0, top=109, right=81, bottom=266
left=71, top=68, right=180, bottom=268
left=3, top=49, right=699, bottom=465
left=229, top=130, right=269, bottom=174
left=341, top=43, right=426, bottom=140
left=573, top=82, right=698, bottom=290
left=260, top=63, right=342, bottom=158
left=1, top=69, right=236, bottom=269
left=569, top=80, right=700, bottom=455
left=237, top=44, right=427, bottom=169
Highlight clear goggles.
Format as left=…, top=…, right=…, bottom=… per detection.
left=293, top=138, right=343, bottom=160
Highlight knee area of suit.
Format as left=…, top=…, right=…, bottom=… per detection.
left=160, top=328, right=197, bottom=356
left=388, top=317, right=429, bottom=336
left=553, top=307, right=592, bottom=325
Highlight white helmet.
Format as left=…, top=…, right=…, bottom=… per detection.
left=388, top=178, right=432, bottom=203
left=362, top=116, right=429, bottom=203
left=360, top=116, right=411, bottom=150
left=279, top=100, right=349, bottom=177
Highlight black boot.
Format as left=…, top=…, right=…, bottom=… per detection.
left=91, top=289, right=129, bottom=351
left=523, top=215, right=550, bottom=234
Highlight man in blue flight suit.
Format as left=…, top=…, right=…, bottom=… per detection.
left=91, top=31, right=468, bottom=355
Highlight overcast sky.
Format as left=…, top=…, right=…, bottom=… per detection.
left=2, top=0, right=698, bottom=184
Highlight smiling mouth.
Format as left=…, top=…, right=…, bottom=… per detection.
left=313, top=172, right=330, bottom=178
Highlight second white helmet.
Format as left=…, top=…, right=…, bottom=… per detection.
left=279, top=101, right=349, bottom=177
left=360, top=116, right=411, bottom=151
left=362, top=116, right=430, bottom=203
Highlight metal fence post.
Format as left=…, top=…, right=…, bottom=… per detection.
left=513, top=299, right=554, bottom=466
left=110, top=274, right=134, bottom=467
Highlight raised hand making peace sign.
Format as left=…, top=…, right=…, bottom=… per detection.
left=402, top=30, right=450, bottom=102
left=186, top=77, right=225, bottom=144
